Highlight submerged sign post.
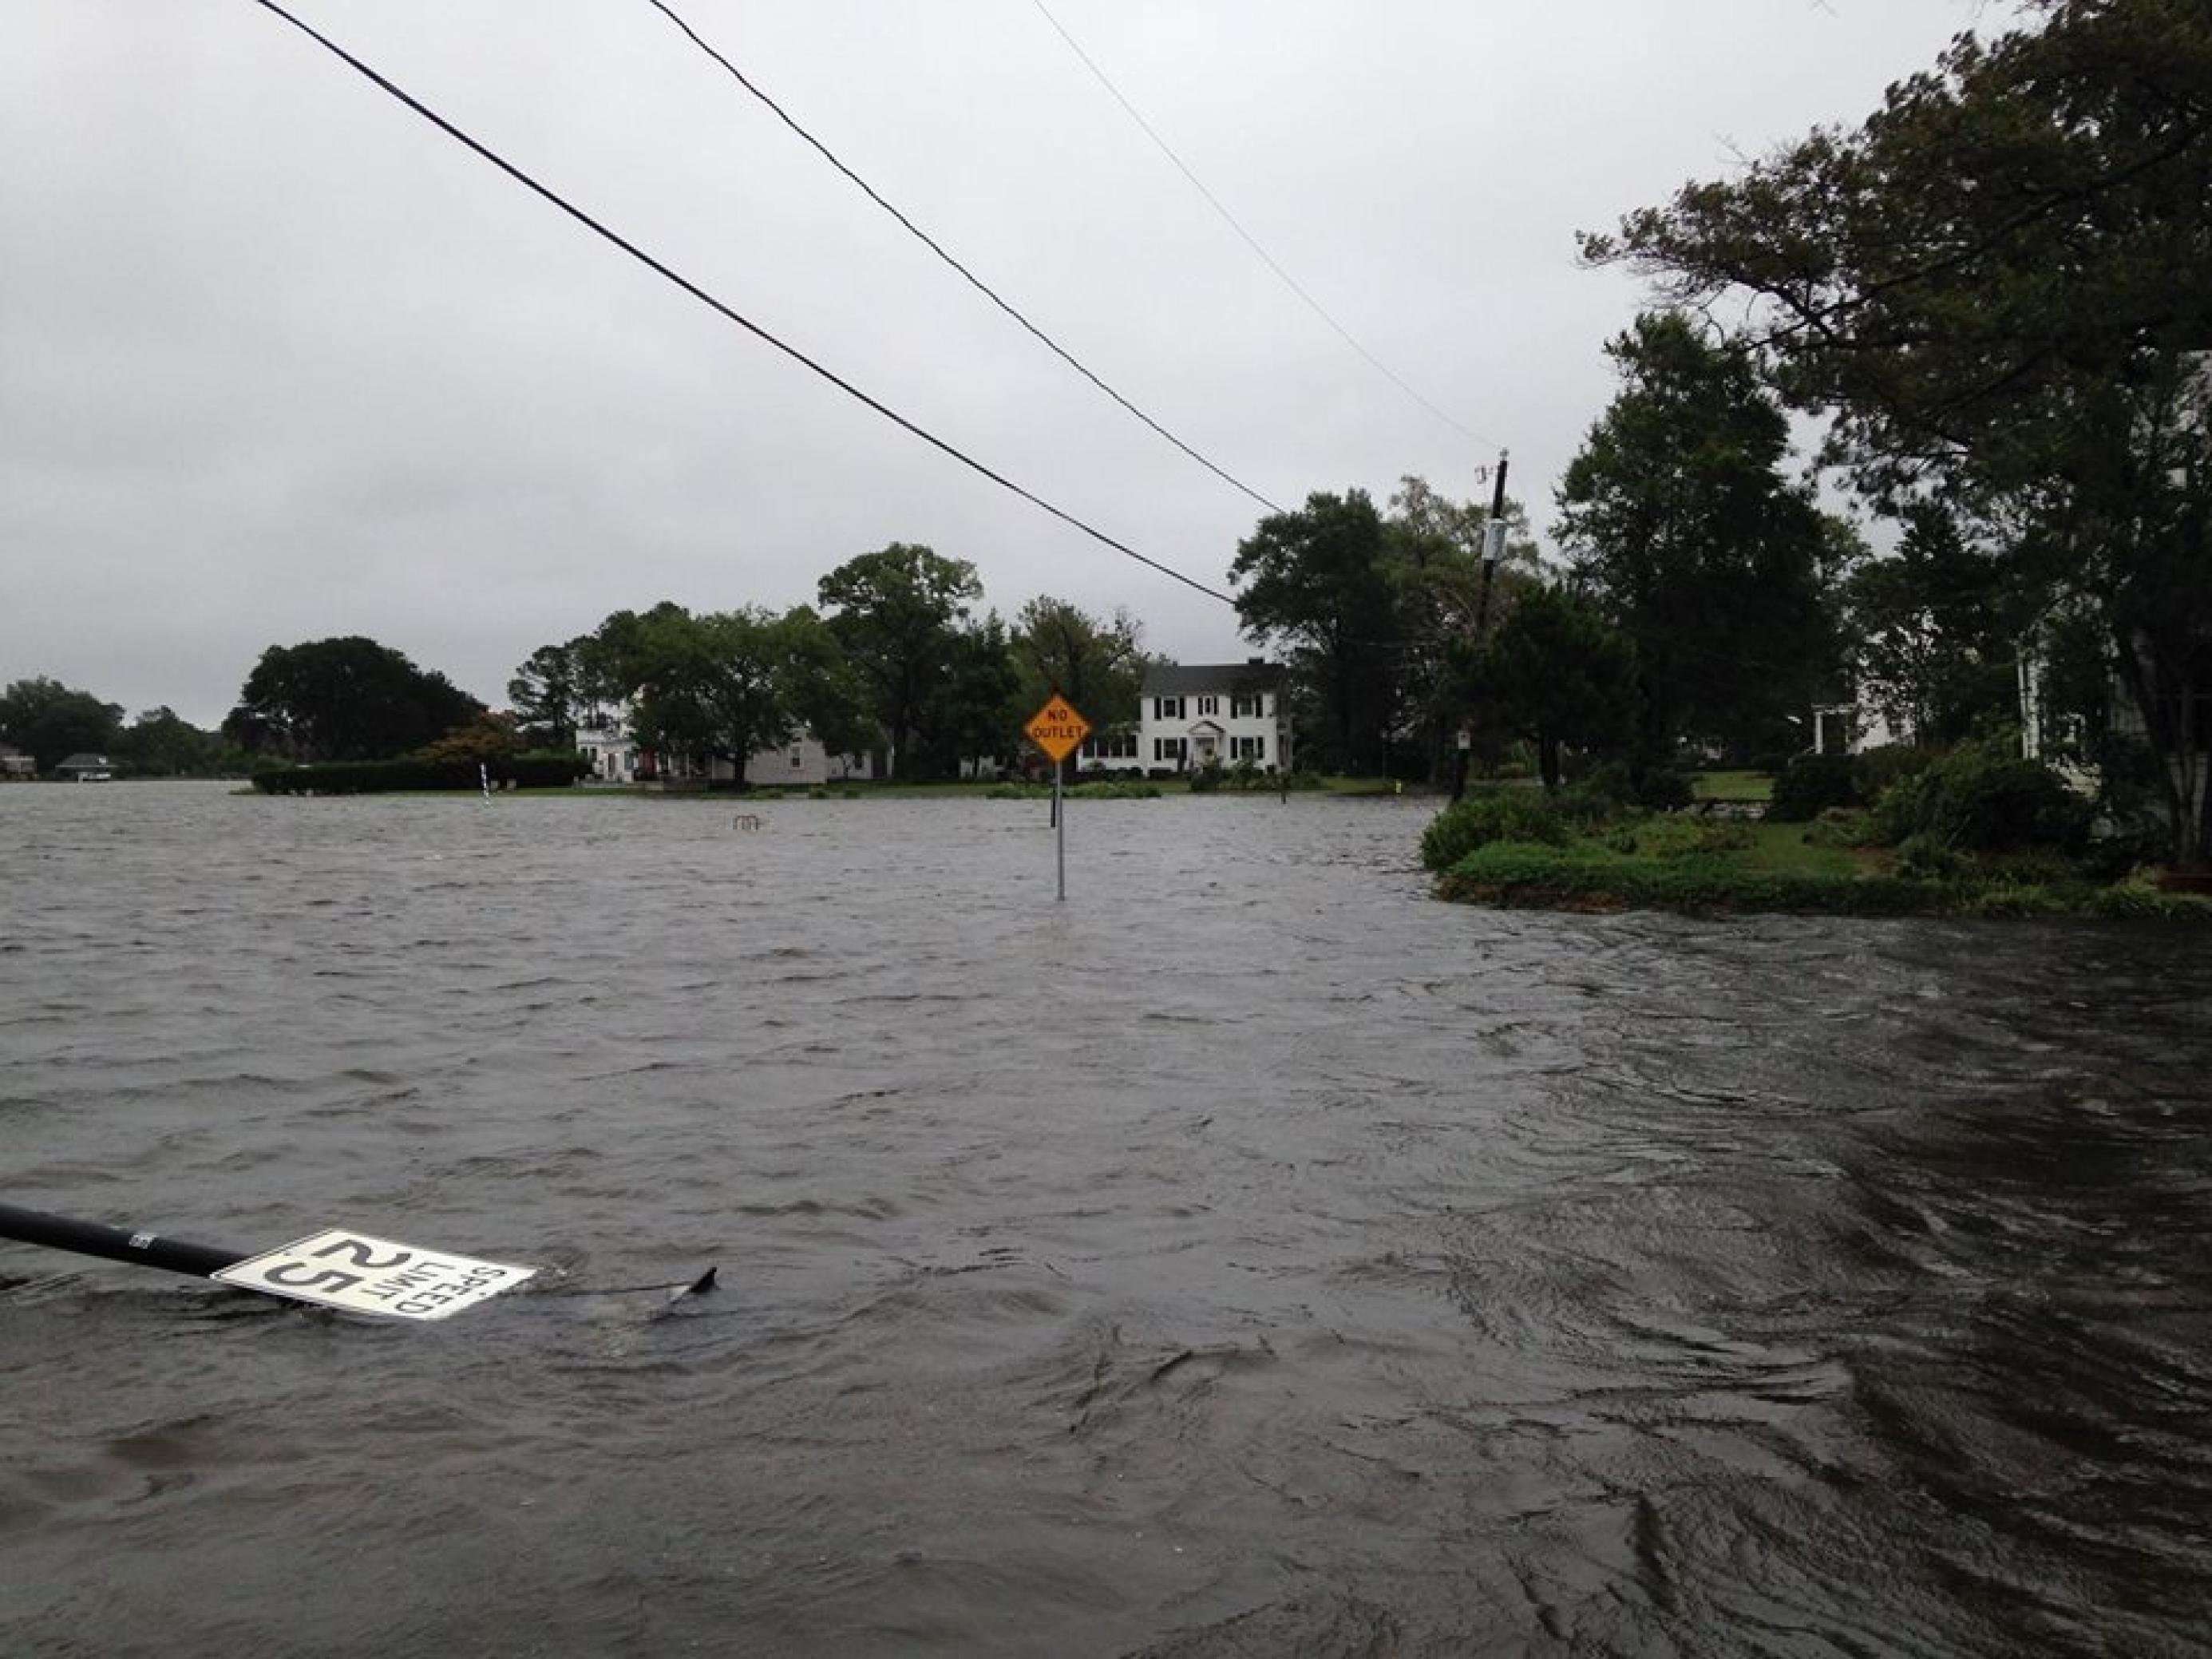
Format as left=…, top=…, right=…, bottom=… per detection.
left=0, top=1202, right=540, bottom=1323
left=1024, top=692, right=1091, bottom=901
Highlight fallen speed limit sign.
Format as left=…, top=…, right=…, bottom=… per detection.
left=213, top=1228, right=535, bottom=1320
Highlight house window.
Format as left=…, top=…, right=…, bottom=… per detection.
left=1197, top=695, right=1219, bottom=717
left=1082, top=733, right=1137, bottom=759
left=789, top=749, right=804, bottom=769
left=1153, top=696, right=1185, bottom=721
left=1154, top=737, right=1187, bottom=764
left=1231, top=735, right=1265, bottom=762
left=1233, top=693, right=1264, bottom=719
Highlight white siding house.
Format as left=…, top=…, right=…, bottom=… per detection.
left=577, top=716, right=874, bottom=786
left=1082, top=659, right=1291, bottom=774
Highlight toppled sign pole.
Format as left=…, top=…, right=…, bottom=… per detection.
left=1023, top=691, right=1092, bottom=901
left=0, top=1202, right=537, bottom=1321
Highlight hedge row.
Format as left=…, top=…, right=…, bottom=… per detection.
left=251, top=753, right=592, bottom=794
left=1435, top=842, right=2212, bottom=921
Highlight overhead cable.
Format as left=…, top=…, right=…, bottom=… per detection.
left=1031, top=0, right=1494, bottom=449
left=643, top=0, right=1282, bottom=517
left=247, top=0, right=1237, bottom=608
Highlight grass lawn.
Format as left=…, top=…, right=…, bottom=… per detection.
left=1691, top=770, right=1774, bottom=804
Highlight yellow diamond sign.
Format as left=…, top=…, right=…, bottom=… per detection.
left=1025, top=694, right=1091, bottom=764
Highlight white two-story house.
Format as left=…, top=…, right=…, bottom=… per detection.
left=1080, top=659, right=1291, bottom=775
left=576, top=713, right=874, bottom=787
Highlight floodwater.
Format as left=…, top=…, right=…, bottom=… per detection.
left=4, top=781, right=2210, bottom=1657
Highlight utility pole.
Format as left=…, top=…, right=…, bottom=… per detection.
left=1453, top=449, right=1509, bottom=802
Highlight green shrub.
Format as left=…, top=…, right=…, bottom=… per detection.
left=1602, top=814, right=1754, bottom=858
left=1636, top=768, right=1696, bottom=813
left=1435, top=841, right=1935, bottom=916
left=1851, top=744, right=1934, bottom=806
left=1803, top=807, right=1879, bottom=849
left=1767, top=753, right=1860, bottom=822
left=1420, top=790, right=1570, bottom=870
left=251, top=752, right=589, bottom=794
left=1874, top=736, right=2091, bottom=853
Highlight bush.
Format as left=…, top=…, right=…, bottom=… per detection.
left=1420, top=790, right=1570, bottom=871
left=1803, top=807, right=1879, bottom=849
left=1851, top=744, right=1934, bottom=806
left=1634, top=767, right=1696, bottom=813
left=1767, top=752, right=1859, bottom=822
left=251, top=751, right=589, bottom=794
left=1874, top=736, right=2091, bottom=853
left=1434, top=841, right=1937, bottom=917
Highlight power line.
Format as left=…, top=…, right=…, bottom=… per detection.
left=1031, top=0, right=1495, bottom=449
left=642, top=0, right=1283, bottom=517
left=246, top=0, right=1237, bottom=609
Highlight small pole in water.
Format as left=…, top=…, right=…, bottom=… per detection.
left=1055, top=763, right=1066, bottom=901
left=479, top=762, right=493, bottom=801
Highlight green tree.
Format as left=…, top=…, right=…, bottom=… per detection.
left=1386, top=474, right=1537, bottom=786
left=1230, top=490, right=1402, bottom=775
left=1838, top=502, right=2020, bottom=747
left=1585, top=0, right=2212, bottom=861
left=596, top=604, right=865, bottom=786
left=817, top=543, right=982, bottom=781
left=1468, top=583, right=1638, bottom=790
left=1553, top=313, right=1842, bottom=766
left=0, top=678, right=123, bottom=772
left=110, top=707, right=226, bottom=778
left=926, top=614, right=1024, bottom=780
left=224, top=638, right=482, bottom=762
left=1011, top=597, right=1147, bottom=778
left=507, top=641, right=587, bottom=750
left=773, top=605, right=875, bottom=764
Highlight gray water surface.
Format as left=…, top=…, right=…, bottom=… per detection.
left=4, top=782, right=2209, bottom=1657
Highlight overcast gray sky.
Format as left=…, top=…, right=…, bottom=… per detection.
left=5, top=0, right=2017, bottom=728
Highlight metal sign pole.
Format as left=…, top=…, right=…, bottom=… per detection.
left=1024, top=691, right=1090, bottom=903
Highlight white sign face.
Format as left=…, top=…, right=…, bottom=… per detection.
left=213, top=1229, right=535, bottom=1320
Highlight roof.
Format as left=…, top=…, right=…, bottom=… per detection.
left=57, top=753, right=114, bottom=769
left=1142, top=660, right=1283, bottom=697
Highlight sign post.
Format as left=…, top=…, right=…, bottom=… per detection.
left=0, top=1202, right=536, bottom=1320
left=1023, top=692, right=1091, bottom=901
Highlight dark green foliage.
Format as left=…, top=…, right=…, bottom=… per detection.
left=1553, top=313, right=1845, bottom=765
left=1437, top=842, right=1937, bottom=916
left=1767, top=753, right=1862, bottom=822
left=1850, top=745, right=1934, bottom=806
left=1419, top=790, right=1571, bottom=871
left=0, top=677, right=124, bottom=771
left=1587, top=2, right=2212, bottom=861
left=251, top=752, right=589, bottom=794
left=818, top=543, right=983, bottom=781
left=1230, top=490, right=1401, bottom=777
left=1874, top=737, right=2093, bottom=853
left=1467, top=582, right=1637, bottom=789
left=1633, top=768, right=1696, bottom=813
left=226, top=637, right=482, bottom=762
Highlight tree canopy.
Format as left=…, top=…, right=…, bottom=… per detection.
left=1554, top=312, right=1843, bottom=766
left=817, top=543, right=982, bottom=781
left=223, top=638, right=482, bottom=762
left=1011, top=597, right=1147, bottom=775
left=1585, top=0, right=2212, bottom=857
left=0, top=678, right=123, bottom=772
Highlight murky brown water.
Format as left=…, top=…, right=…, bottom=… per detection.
left=4, top=782, right=2210, bottom=1656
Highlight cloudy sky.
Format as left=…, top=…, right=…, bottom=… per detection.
left=6, top=0, right=2020, bottom=728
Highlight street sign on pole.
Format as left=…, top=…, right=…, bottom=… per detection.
left=1023, top=693, right=1091, bottom=900
left=1024, top=695, right=1091, bottom=763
